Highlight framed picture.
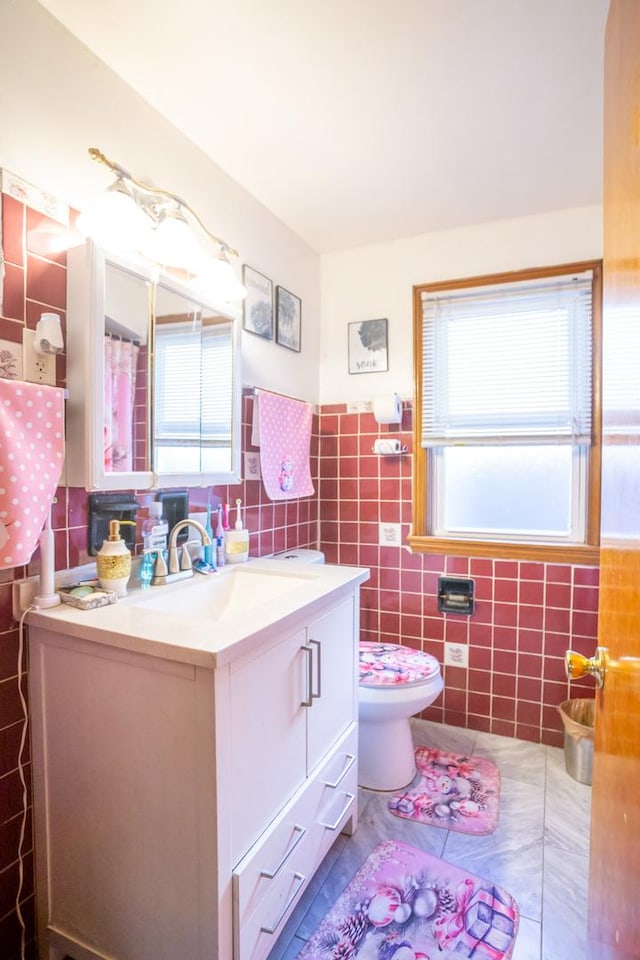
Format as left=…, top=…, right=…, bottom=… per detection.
left=0, top=338, right=23, bottom=380
left=348, top=318, right=389, bottom=374
left=276, top=286, right=301, bottom=352
left=242, top=265, right=274, bottom=339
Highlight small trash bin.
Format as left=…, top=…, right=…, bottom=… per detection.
left=558, top=698, right=595, bottom=785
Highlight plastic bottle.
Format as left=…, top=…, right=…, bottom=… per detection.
left=215, top=505, right=225, bottom=567
left=142, top=501, right=169, bottom=554
left=97, top=519, right=134, bottom=596
left=139, top=550, right=155, bottom=589
left=225, top=498, right=249, bottom=564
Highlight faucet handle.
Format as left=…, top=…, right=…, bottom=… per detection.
left=154, top=551, right=168, bottom=577
left=179, top=545, right=193, bottom=572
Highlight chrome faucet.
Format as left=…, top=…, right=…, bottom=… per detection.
left=151, top=519, right=212, bottom=586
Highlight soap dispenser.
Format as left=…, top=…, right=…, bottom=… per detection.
left=224, top=499, right=249, bottom=564
left=96, top=519, right=134, bottom=596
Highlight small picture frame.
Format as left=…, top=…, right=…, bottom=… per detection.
left=242, top=265, right=274, bottom=339
left=348, top=318, right=389, bottom=374
left=276, top=286, right=301, bottom=352
left=0, top=338, right=23, bottom=380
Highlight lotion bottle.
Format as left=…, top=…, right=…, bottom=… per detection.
left=97, top=519, right=134, bottom=596
left=225, top=498, right=249, bottom=564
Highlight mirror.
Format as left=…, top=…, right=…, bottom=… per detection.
left=66, top=241, right=241, bottom=491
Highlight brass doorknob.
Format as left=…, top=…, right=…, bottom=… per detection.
left=565, top=647, right=607, bottom=687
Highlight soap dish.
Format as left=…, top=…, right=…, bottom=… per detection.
left=58, top=582, right=118, bottom=610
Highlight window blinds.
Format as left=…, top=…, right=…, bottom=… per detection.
left=154, top=321, right=232, bottom=445
left=420, top=271, right=594, bottom=447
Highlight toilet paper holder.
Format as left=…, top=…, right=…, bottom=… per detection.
left=372, top=438, right=408, bottom=455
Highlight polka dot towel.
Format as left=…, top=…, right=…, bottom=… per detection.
left=252, top=390, right=314, bottom=501
left=0, top=380, right=65, bottom=568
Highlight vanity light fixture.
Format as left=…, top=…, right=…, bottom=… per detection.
left=76, top=147, right=247, bottom=302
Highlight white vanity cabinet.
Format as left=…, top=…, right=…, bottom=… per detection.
left=27, top=575, right=363, bottom=960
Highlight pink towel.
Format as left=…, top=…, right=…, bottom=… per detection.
left=253, top=390, right=314, bottom=500
left=0, top=380, right=65, bottom=568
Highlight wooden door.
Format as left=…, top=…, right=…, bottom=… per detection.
left=588, top=2, right=640, bottom=956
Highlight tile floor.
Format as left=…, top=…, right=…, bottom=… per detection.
left=268, top=718, right=592, bottom=960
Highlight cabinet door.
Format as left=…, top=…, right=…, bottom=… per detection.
left=229, top=629, right=308, bottom=865
left=306, top=597, right=356, bottom=772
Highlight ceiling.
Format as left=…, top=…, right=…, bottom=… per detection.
left=37, top=0, right=609, bottom=254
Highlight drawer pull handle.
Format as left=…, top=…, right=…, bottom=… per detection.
left=323, top=753, right=356, bottom=789
left=321, top=792, right=355, bottom=831
left=309, top=638, right=322, bottom=699
left=301, top=644, right=313, bottom=707
left=260, top=872, right=306, bottom=934
left=259, top=824, right=306, bottom=879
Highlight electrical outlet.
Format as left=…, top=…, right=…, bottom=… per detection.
left=22, top=328, right=57, bottom=385
left=444, top=642, right=469, bottom=669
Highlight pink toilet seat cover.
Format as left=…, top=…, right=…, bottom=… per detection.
left=359, top=642, right=440, bottom=687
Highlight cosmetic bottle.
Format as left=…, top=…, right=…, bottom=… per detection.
left=225, top=498, right=249, bottom=564
left=97, top=519, right=133, bottom=596
left=142, top=501, right=168, bottom=554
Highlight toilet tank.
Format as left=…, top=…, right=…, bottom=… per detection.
left=271, top=548, right=325, bottom=564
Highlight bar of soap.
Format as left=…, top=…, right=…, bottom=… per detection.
left=68, top=585, right=94, bottom=598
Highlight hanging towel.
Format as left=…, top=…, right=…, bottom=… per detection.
left=252, top=389, right=314, bottom=500
left=0, top=379, right=65, bottom=568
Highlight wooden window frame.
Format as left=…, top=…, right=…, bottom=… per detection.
left=408, top=259, right=602, bottom=564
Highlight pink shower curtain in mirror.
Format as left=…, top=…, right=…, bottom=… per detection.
left=104, top=336, right=139, bottom=472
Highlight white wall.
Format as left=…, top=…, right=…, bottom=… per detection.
left=319, top=205, right=603, bottom=404
left=0, top=0, right=320, bottom=402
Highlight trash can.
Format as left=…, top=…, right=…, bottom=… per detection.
left=558, top=698, right=595, bottom=785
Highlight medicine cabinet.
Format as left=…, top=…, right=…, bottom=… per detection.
left=65, top=241, right=242, bottom=490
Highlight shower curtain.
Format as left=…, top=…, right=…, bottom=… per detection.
left=104, top=336, right=139, bottom=473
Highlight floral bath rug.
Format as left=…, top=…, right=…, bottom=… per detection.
left=388, top=747, right=500, bottom=836
left=296, top=839, right=519, bottom=959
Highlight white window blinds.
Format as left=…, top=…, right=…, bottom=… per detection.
left=155, top=321, right=232, bottom=445
left=420, top=270, right=594, bottom=447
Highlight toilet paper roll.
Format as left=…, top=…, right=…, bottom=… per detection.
left=373, top=438, right=402, bottom=455
left=373, top=394, right=402, bottom=425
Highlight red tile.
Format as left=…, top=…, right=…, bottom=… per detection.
left=25, top=207, right=68, bottom=265
left=400, top=569, right=422, bottom=592
left=379, top=501, right=401, bottom=523
left=518, top=653, right=543, bottom=678
left=339, top=457, right=358, bottom=478
left=542, top=680, right=569, bottom=707
left=380, top=477, right=400, bottom=499
left=470, top=558, right=493, bottom=577
left=494, top=602, right=517, bottom=627
left=445, top=618, right=467, bottom=643
left=445, top=665, right=468, bottom=689
left=2, top=262, right=25, bottom=321
left=573, top=586, right=599, bottom=612
left=473, top=600, right=494, bottom=624
left=493, top=625, right=516, bottom=649
left=423, top=617, right=444, bottom=642
left=473, top=576, right=493, bottom=601
left=543, top=657, right=567, bottom=682
left=516, top=724, right=541, bottom=743
left=494, top=579, right=518, bottom=603
left=444, top=687, right=467, bottom=712
left=493, top=649, right=517, bottom=674
left=379, top=589, right=400, bottom=613
left=546, top=582, right=571, bottom=608
left=379, top=612, right=400, bottom=636
left=492, top=697, right=516, bottom=721
left=339, top=413, right=359, bottom=434
left=446, top=556, right=469, bottom=575
left=546, top=564, right=571, bottom=583
left=339, top=434, right=358, bottom=457
left=359, top=478, right=379, bottom=500
left=468, top=622, right=492, bottom=647
left=468, top=691, right=491, bottom=715
left=469, top=668, right=492, bottom=693
left=467, top=714, right=492, bottom=733
left=544, top=632, right=570, bottom=657
left=519, top=580, right=544, bottom=605
left=400, top=614, right=423, bottom=638
left=518, top=628, right=543, bottom=653
left=546, top=608, right=571, bottom=633
left=359, top=544, right=379, bottom=567
left=339, top=543, right=359, bottom=565
left=494, top=560, right=518, bottom=579
left=469, top=646, right=492, bottom=670
left=541, top=729, right=564, bottom=748
left=422, top=554, right=445, bottom=573
left=517, top=676, right=542, bottom=701
left=572, top=610, right=599, bottom=638
left=574, top=566, right=599, bottom=587
left=492, top=673, right=516, bottom=698
left=2, top=195, right=25, bottom=266
left=519, top=604, right=544, bottom=629
left=520, top=562, right=544, bottom=580
left=359, top=499, right=379, bottom=522
left=25, top=254, right=66, bottom=309
left=517, top=700, right=541, bottom=725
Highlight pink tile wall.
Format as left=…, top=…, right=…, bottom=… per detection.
left=317, top=402, right=599, bottom=748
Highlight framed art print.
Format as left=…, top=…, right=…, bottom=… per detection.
left=243, top=265, right=274, bottom=339
left=348, top=318, right=389, bottom=373
left=276, top=285, right=301, bottom=352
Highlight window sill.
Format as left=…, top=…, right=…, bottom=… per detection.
left=406, top=533, right=600, bottom=566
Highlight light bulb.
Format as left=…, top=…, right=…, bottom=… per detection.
left=76, top=180, right=152, bottom=253
left=144, top=209, right=209, bottom=271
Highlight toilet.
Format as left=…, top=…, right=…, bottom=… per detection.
left=270, top=550, right=444, bottom=793
left=358, top=642, right=443, bottom=791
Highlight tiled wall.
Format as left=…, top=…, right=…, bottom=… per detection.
left=317, top=403, right=599, bottom=747
left=0, top=185, right=600, bottom=960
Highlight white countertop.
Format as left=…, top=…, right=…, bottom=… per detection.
left=26, top=558, right=370, bottom=668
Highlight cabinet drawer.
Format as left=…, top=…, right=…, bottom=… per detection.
left=233, top=725, right=358, bottom=929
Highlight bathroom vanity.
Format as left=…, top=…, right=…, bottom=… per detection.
left=26, top=559, right=368, bottom=960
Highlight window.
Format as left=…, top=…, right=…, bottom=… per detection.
left=154, top=318, right=233, bottom=474
left=410, top=261, right=602, bottom=563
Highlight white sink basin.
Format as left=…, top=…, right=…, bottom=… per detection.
left=127, top=564, right=316, bottom=621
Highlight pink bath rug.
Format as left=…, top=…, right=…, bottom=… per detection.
left=388, top=747, right=500, bottom=836
left=296, top=839, right=519, bottom=959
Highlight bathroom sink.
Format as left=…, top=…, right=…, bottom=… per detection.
left=127, top=564, right=316, bottom=621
